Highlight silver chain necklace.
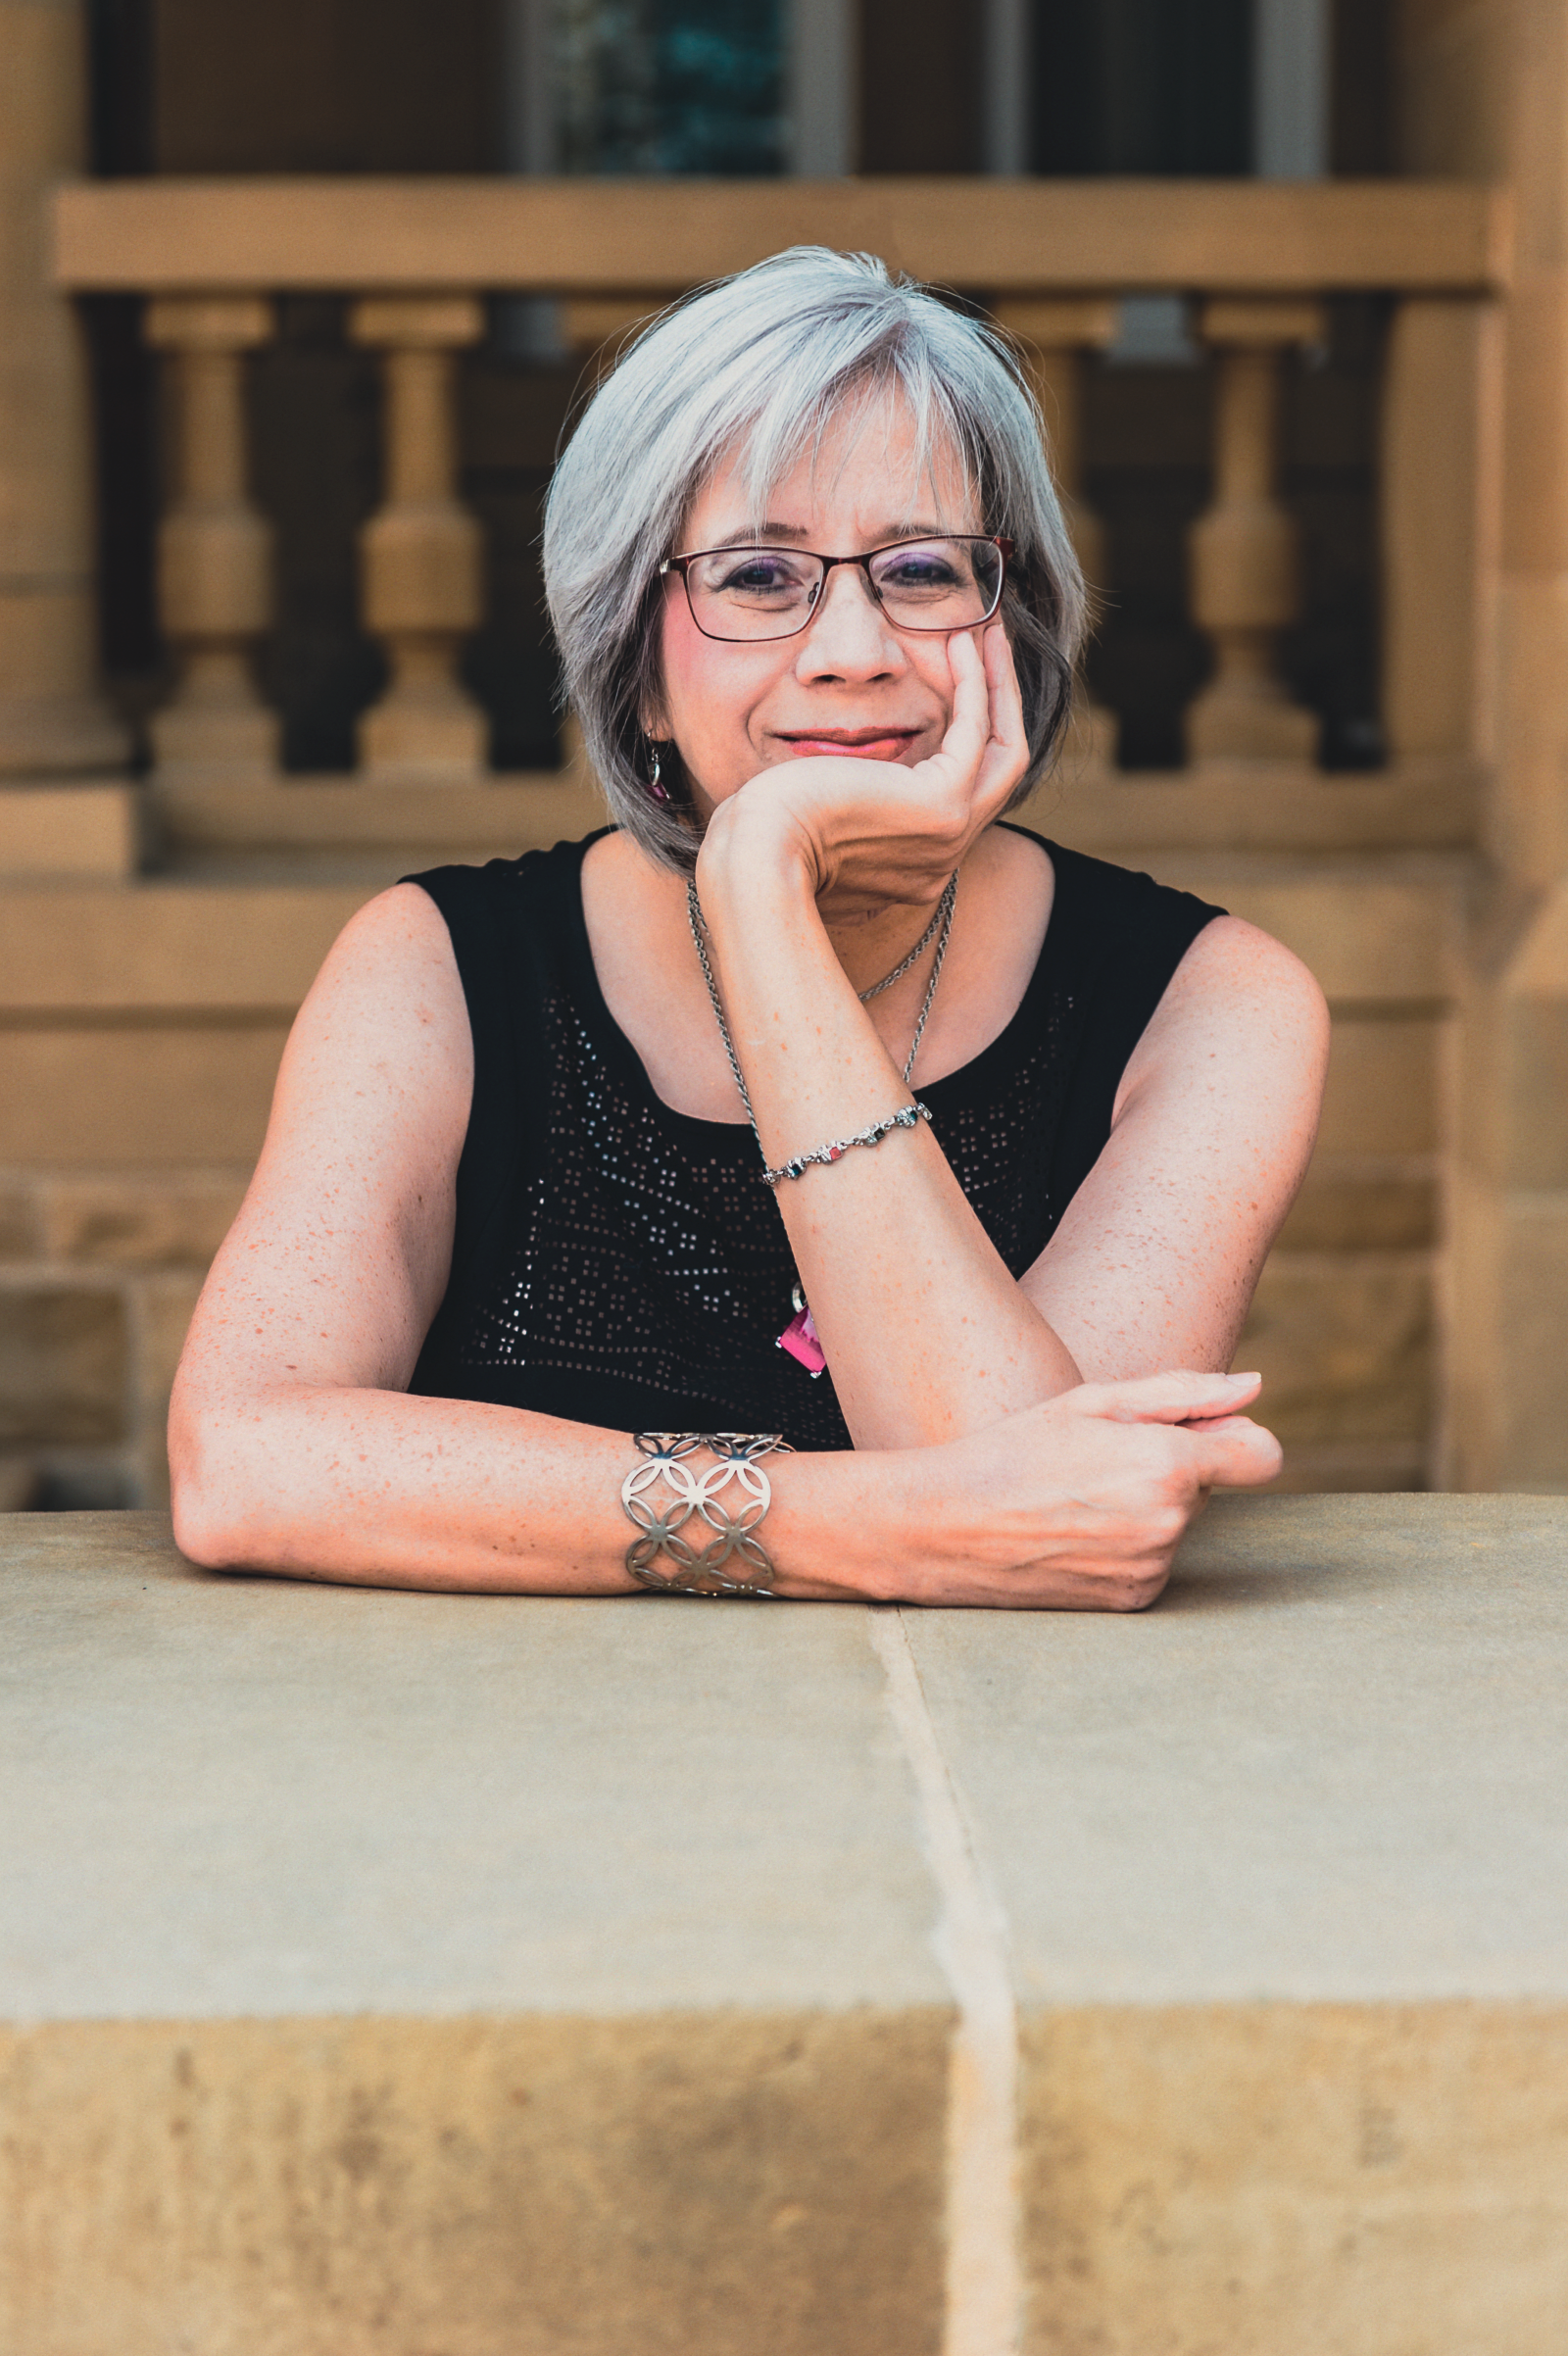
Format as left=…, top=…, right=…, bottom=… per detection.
left=686, top=870, right=958, bottom=1148
left=857, top=892, right=949, bottom=1001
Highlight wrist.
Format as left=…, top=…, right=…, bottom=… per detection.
left=772, top=1441, right=959, bottom=1603
left=697, top=788, right=820, bottom=909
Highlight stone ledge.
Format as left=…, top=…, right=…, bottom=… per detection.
left=147, top=761, right=1479, bottom=879
left=0, top=860, right=1468, bottom=1013
left=3, top=2009, right=950, bottom=2356
left=0, top=782, right=140, bottom=880
left=53, top=177, right=1514, bottom=296
left=1, top=1496, right=1565, bottom=2351
left=0, top=885, right=368, bottom=1012
left=151, top=772, right=606, bottom=865
left=1022, top=754, right=1480, bottom=855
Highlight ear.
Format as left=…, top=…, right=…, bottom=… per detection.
left=638, top=651, right=671, bottom=741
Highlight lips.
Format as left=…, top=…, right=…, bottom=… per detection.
left=775, top=729, right=921, bottom=759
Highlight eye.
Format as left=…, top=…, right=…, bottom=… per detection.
left=707, top=551, right=812, bottom=597
left=874, top=545, right=965, bottom=592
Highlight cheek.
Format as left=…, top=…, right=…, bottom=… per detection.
left=659, top=605, right=785, bottom=759
left=658, top=600, right=735, bottom=736
left=906, top=641, right=957, bottom=730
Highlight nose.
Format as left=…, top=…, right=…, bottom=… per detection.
left=794, top=561, right=904, bottom=681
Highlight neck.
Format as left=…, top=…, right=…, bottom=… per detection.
left=648, top=828, right=957, bottom=998
left=819, top=891, right=948, bottom=995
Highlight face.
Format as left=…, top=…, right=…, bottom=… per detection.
left=647, top=392, right=989, bottom=819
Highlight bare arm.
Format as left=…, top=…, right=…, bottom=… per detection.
left=696, top=624, right=1080, bottom=1449
left=170, top=881, right=1281, bottom=1605
left=692, top=627, right=1327, bottom=1448
left=1025, top=913, right=1330, bottom=1378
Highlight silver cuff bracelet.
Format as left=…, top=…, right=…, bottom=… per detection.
left=620, top=1432, right=794, bottom=1597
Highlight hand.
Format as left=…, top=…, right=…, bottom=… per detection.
left=903, top=1369, right=1283, bottom=1610
left=701, top=623, right=1030, bottom=917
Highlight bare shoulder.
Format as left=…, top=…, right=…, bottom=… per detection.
left=298, top=879, right=467, bottom=1033
left=1028, top=915, right=1328, bottom=1378
left=259, top=879, right=471, bottom=1186
left=1120, top=913, right=1329, bottom=1110
left=1167, top=911, right=1326, bottom=1011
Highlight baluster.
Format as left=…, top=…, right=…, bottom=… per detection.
left=145, top=296, right=278, bottom=783
left=1186, top=298, right=1325, bottom=763
left=349, top=296, right=487, bottom=783
left=993, top=297, right=1119, bottom=764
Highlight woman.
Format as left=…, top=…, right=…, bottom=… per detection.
left=170, top=247, right=1326, bottom=1607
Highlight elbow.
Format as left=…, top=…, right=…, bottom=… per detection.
left=172, top=1470, right=324, bottom=1580
left=168, top=1396, right=279, bottom=1573
left=171, top=1486, right=242, bottom=1573
left=170, top=1460, right=264, bottom=1573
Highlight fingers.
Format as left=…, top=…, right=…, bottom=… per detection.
left=1069, top=1368, right=1263, bottom=1426
left=971, top=625, right=1030, bottom=808
left=1184, top=1414, right=1284, bottom=1491
left=936, top=624, right=992, bottom=778
left=1067, top=1365, right=1282, bottom=1490
left=922, top=626, right=1027, bottom=828
left=982, top=620, right=1027, bottom=750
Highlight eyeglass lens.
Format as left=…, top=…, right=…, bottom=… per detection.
left=682, top=538, right=1004, bottom=642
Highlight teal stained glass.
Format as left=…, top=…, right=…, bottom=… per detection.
left=554, top=0, right=784, bottom=176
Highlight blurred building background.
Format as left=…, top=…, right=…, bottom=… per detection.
left=0, top=0, right=1560, bottom=1505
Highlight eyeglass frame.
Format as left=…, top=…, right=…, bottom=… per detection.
left=658, top=533, right=1014, bottom=644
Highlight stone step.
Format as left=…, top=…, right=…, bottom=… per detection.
left=1022, top=755, right=1480, bottom=857
left=1, top=1497, right=1565, bottom=2353
left=0, top=862, right=1464, bottom=1015
left=0, top=863, right=1461, bottom=1174
left=0, top=882, right=366, bottom=1011
left=141, top=761, right=1480, bottom=881
left=0, top=783, right=140, bottom=881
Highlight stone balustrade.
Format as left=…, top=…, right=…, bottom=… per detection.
left=48, top=177, right=1509, bottom=803
left=0, top=178, right=1516, bottom=1512
left=2, top=1493, right=1564, bottom=2353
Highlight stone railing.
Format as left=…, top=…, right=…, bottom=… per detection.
left=54, top=178, right=1510, bottom=827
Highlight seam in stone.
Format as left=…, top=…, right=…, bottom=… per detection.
left=868, top=1606, right=1021, bottom=2356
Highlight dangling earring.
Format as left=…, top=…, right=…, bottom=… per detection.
left=646, top=737, right=669, bottom=804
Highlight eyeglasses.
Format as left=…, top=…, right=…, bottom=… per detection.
left=660, top=534, right=1012, bottom=644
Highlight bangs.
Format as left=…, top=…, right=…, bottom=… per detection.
left=719, top=349, right=985, bottom=542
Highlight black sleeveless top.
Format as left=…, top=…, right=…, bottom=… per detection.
left=405, top=826, right=1222, bottom=1450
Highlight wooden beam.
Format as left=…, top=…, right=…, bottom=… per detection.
left=54, top=177, right=1513, bottom=295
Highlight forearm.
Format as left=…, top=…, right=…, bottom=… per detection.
left=169, top=1380, right=929, bottom=1598
left=698, top=823, right=1080, bottom=1448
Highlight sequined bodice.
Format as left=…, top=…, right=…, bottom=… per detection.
left=404, top=828, right=1221, bottom=1450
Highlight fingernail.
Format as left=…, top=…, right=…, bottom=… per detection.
left=1224, top=1370, right=1258, bottom=1385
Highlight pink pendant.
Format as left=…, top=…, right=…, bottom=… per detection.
left=777, top=1305, right=827, bottom=1377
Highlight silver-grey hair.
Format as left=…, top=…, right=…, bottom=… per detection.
left=543, top=245, right=1086, bottom=869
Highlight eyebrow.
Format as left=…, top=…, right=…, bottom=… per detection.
left=700, top=519, right=952, bottom=548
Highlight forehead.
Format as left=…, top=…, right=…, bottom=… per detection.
left=684, top=384, right=978, bottom=542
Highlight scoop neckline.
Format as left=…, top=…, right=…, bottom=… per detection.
left=554, top=824, right=1069, bottom=1148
